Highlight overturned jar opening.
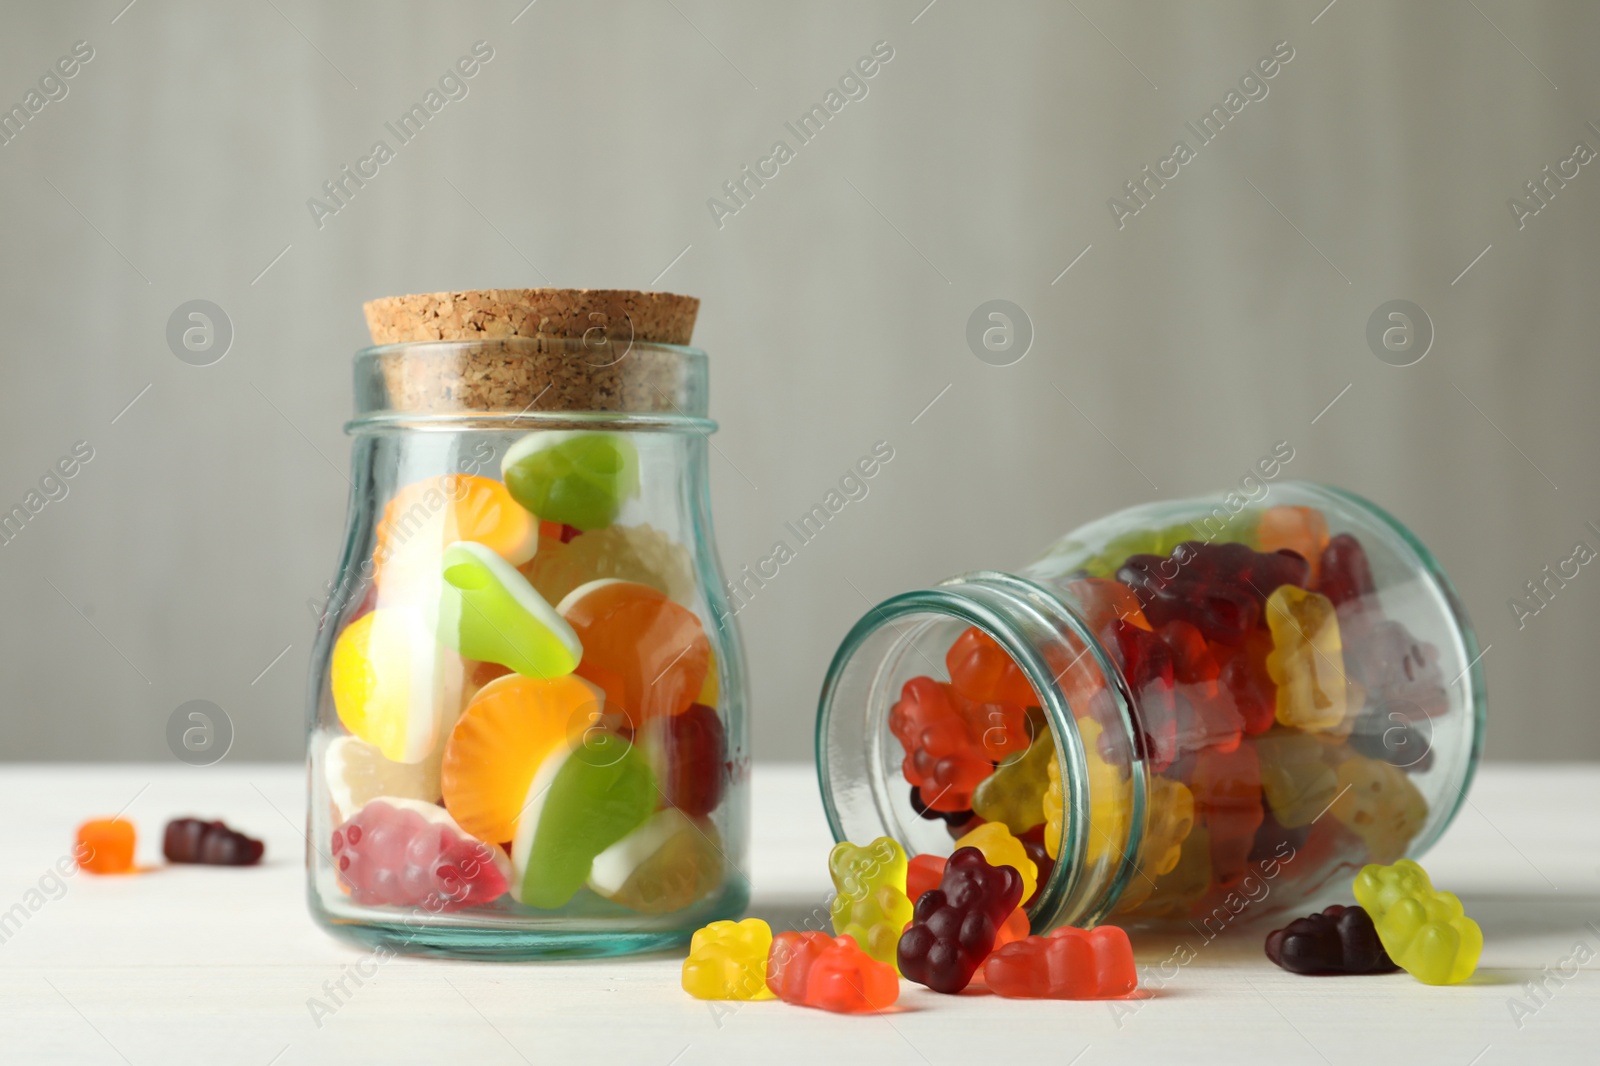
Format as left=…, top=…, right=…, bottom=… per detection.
left=815, top=571, right=1149, bottom=931
left=349, top=338, right=711, bottom=431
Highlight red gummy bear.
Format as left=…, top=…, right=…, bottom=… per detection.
left=984, top=925, right=1138, bottom=999
left=1216, top=629, right=1277, bottom=736
left=1191, top=745, right=1264, bottom=887
left=1317, top=533, right=1375, bottom=607
left=766, top=932, right=899, bottom=1013
left=331, top=799, right=509, bottom=911
left=946, top=627, right=1036, bottom=706
left=1118, top=542, right=1309, bottom=647
left=889, top=678, right=993, bottom=812
left=897, top=846, right=1023, bottom=994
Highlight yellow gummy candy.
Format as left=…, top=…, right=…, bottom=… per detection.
left=1264, top=585, right=1349, bottom=733
left=1353, top=859, right=1481, bottom=985
left=681, top=918, right=775, bottom=1000
left=953, top=822, right=1039, bottom=903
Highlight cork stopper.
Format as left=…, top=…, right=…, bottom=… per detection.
left=360, top=289, right=701, bottom=415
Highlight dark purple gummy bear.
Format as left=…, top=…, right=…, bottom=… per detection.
left=1248, top=807, right=1310, bottom=866
left=1118, top=542, right=1308, bottom=647
left=1264, top=904, right=1399, bottom=975
left=1318, top=533, right=1375, bottom=607
left=163, top=818, right=265, bottom=866
left=897, top=846, right=1023, bottom=994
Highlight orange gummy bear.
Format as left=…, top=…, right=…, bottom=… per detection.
left=77, top=818, right=136, bottom=874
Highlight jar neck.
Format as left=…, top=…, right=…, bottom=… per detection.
left=815, top=570, right=1149, bottom=930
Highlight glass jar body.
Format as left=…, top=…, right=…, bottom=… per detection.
left=306, top=342, right=749, bottom=958
left=817, top=482, right=1482, bottom=934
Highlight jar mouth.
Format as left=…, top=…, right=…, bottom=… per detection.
left=347, top=338, right=714, bottom=433
left=814, top=572, right=1149, bottom=930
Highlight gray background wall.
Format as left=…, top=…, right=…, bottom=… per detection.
left=0, top=0, right=1594, bottom=764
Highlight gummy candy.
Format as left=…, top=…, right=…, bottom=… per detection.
left=163, top=819, right=263, bottom=865
left=331, top=797, right=509, bottom=910
left=993, top=905, right=1031, bottom=951
left=1044, top=717, right=1129, bottom=869
left=682, top=918, right=776, bottom=1000
left=1341, top=615, right=1449, bottom=720
left=972, top=725, right=1054, bottom=834
left=828, top=837, right=913, bottom=970
left=1108, top=775, right=1195, bottom=913
left=1264, top=904, right=1398, bottom=975
left=905, top=853, right=945, bottom=906
left=767, top=932, right=899, bottom=1013
left=1123, top=825, right=1211, bottom=918
left=1118, top=541, right=1308, bottom=648
left=1329, top=754, right=1428, bottom=864
left=889, top=677, right=992, bottom=812
left=510, top=732, right=656, bottom=908
left=1353, top=859, right=1481, bottom=985
left=1217, top=630, right=1277, bottom=736
left=1065, top=577, right=1152, bottom=633
left=1257, top=506, right=1329, bottom=584
left=520, top=523, right=696, bottom=607
left=985, top=925, right=1138, bottom=998
left=501, top=431, right=640, bottom=532
left=587, top=808, right=723, bottom=914
left=76, top=819, right=135, bottom=874
left=951, top=688, right=1033, bottom=762
left=1107, top=619, right=1178, bottom=771
left=945, top=626, right=1035, bottom=706
left=1255, top=731, right=1339, bottom=828
left=561, top=580, right=710, bottom=723
left=910, top=786, right=975, bottom=828
left=374, top=474, right=537, bottom=593
left=952, top=822, right=1039, bottom=904
left=639, top=702, right=727, bottom=818
left=441, top=673, right=606, bottom=844
left=323, top=734, right=442, bottom=823
left=1263, top=585, right=1349, bottom=733
left=1317, top=532, right=1374, bottom=607
left=331, top=606, right=467, bottom=764
left=1190, top=745, right=1263, bottom=887
left=897, top=846, right=1023, bottom=994
left=1017, top=824, right=1057, bottom=908
left=1346, top=705, right=1434, bottom=772
left=438, top=541, right=583, bottom=680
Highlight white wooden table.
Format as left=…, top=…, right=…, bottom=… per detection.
left=0, top=764, right=1594, bottom=1065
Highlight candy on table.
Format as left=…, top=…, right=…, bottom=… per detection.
left=437, top=541, right=583, bottom=680
left=639, top=702, right=727, bottom=818
left=1121, top=825, right=1212, bottom=918
left=1106, top=619, right=1178, bottom=771
left=510, top=731, right=657, bottom=908
left=1117, top=541, right=1308, bottom=647
left=1044, top=717, right=1130, bottom=869
left=163, top=818, right=264, bottom=866
left=373, top=474, right=538, bottom=594
left=76, top=819, right=136, bottom=874
left=767, top=932, right=899, bottom=1013
left=323, top=734, right=442, bottom=823
left=952, top=822, right=1039, bottom=903
left=520, top=523, right=696, bottom=608
left=1190, top=745, right=1264, bottom=887
left=587, top=808, right=723, bottom=914
left=905, top=853, right=946, bottom=906
left=1329, top=754, right=1428, bottom=864
left=331, top=606, right=467, bottom=764
left=1255, top=731, right=1340, bottom=828
left=1257, top=506, right=1330, bottom=583
left=1264, top=904, right=1398, bottom=975
left=559, top=579, right=711, bottom=724
left=682, top=918, right=776, bottom=1000
left=501, top=431, right=640, bottom=532
left=1353, top=859, right=1482, bottom=985
left=1017, top=824, right=1057, bottom=908
left=828, top=837, right=914, bottom=971
left=440, top=673, right=606, bottom=844
left=985, top=925, right=1138, bottom=999
left=1263, top=585, right=1350, bottom=733
left=897, top=846, right=1024, bottom=994
left=1318, top=532, right=1375, bottom=607
left=1108, top=776, right=1195, bottom=912
left=889, top=677, right=993, bottom=813
left=971, top=725, right=1055, bottom=834
left=1217, top=629, right=1278, bottom=736
left=945, top=626, right=1035, bottom=706
left=331, top=797, right=509, bottom=911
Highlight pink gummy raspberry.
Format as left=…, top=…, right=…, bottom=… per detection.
left=331, top=798, right=509, bottom=911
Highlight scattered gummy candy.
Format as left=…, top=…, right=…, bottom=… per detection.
left=76, top=818, right=136, bottom=874
left=1264, top=904, right=1397, bottom=975
left=682, top=918, right=776, bottom=1001
left=163, top=818, right=264, bottom=866
left=767, top=931, right=899, bottom=1013
left=1353, top=859, right=1481, bottom=985
left=898, top=846, right=1023, bottom=994
left=985, top=925, right=1138, bottom=999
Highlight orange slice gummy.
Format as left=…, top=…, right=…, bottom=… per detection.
left=558, top=580, right=711, bottom=724
left=440, top=673, right=606, bottom=844
left=374, top=475, right=537, bottom=593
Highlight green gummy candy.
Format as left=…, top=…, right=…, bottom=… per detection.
left=517, top=734, right=656, bottom=909
left=502, top=432, right=640, bottom=532
left=437, top=541, right=582, bottom=679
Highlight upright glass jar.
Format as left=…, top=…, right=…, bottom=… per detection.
left=817, top=481, right=1483, bottom=934
left=306, top=336, right=748, bottom=958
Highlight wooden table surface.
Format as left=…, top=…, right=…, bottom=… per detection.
left=0, top=763, right=1594, bottom=1065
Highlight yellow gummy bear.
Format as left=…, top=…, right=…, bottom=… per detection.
left=1256, top=731, right=1340, bottom=828
left=1111, top=777, right=1196, bottom=913
left=1353, top=859, right=1482, bottom=985
left=1264, top=585, right=1349, bottom=733
left=1045, top=718, right=1130, bottom=870
left=1122, top=825, right=1212, bottom=918
left=828, top=836, right=914, bottom=972
left=973, top=726, right=1055, bottom=834
left=1329, top=753, right=1428, bottom=864
left=953, top=822, right=1038, bottom=902
left=681, top=918, right=775, bottom=1000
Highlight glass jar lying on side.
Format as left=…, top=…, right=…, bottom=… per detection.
left=306, top=336, right=748, bottom=958
left=817, top=482, right=1483, bottom=933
